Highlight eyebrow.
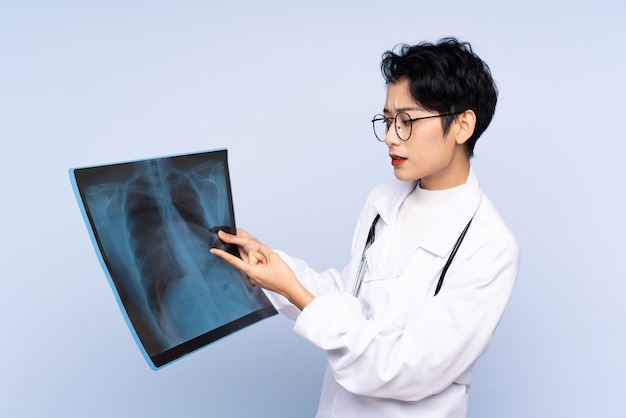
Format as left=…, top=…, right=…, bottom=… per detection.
left=383, top=106, right=425, bottom=114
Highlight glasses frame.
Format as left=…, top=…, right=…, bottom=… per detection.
left=371, top=111, right=460, bottom=142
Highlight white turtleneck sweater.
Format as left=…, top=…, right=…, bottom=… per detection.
left=391, top=182, right=465, bottom=255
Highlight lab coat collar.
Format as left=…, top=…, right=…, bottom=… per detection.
left=372, top=180, right=416, bottom=226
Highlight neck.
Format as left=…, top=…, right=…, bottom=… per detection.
left=420, top=159, right=470, bottom=190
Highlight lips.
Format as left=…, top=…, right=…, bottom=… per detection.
left=390, top=154, right=407, bottom=167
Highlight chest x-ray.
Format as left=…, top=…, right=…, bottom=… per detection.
left=70, top=149, right=276, bottom=369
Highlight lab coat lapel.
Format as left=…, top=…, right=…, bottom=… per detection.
left=365, top=180, right=417, bottom=278
left=365, top=169, right=481, bottom=279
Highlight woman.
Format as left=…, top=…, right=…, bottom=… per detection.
left=211, top=37, right=520, bottom=418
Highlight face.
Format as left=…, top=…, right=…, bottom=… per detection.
left=383, top=77, right=470, bottom=190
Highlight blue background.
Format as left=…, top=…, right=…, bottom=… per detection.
left=1, top=1, right=625, bottom=417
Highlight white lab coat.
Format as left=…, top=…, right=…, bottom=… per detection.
left=265, top=169, right=520, bottom=418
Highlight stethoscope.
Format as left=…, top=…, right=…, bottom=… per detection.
left=352, top=214, right=474, bottom=297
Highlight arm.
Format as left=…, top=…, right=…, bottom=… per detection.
left=293, top=234, right=520, bottom=401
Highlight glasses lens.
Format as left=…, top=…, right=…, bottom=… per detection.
left=395, top=112, right=412, bottom=141
left=372, top=115, right=388, bottom=142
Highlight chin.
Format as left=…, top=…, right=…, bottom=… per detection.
left=393, top=171, right=419, bottom=182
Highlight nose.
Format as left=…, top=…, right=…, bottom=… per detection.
left=384, top=123, right=400, bottom=147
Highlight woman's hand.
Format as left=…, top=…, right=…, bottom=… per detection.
left=210, top=230, right=314, bottom=311
left=220, top=228, right=262, bottom=263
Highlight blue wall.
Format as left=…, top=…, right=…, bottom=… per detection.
left=1, top=1, right=625, bottom=416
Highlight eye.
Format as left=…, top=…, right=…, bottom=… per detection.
left=382, top=117, right=393, bottom=130
left=397, top=113, right=413, bottom=128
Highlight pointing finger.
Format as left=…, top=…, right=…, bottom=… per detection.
left=210, top=248, right=249, bottom=272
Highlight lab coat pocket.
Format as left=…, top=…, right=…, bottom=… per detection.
left=362, top=245, right=414, bottom=284
left=388, top=251, right=446, bottom=324
left=358, top=251, right=428, bottom=322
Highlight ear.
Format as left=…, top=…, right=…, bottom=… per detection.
left=454, top=110, right=476, bottom=145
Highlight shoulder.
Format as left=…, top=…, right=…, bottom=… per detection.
left=475, top=193, right=516, bottom=237
left=472, top=190, right=520, bottom=258
left=365, top=179, right=416, bottom=206
left=447, top=189, right=521, bottom=294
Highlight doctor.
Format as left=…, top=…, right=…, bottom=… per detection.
left=211, top=37, right=520, bottom=418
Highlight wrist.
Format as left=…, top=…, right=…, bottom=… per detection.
left=286, top=283, right=314, bottom=311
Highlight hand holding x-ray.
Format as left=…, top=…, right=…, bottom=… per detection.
left=211, top=230, right=315, bottom=311
left=218, top=228, right=264, bottom=263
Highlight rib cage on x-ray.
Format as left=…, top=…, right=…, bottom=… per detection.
left=124, top=168, right=218, bottom=321
left=83, top=157, right=268, bottom=356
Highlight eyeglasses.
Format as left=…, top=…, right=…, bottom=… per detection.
left=371, top=112, right=459, bottom=142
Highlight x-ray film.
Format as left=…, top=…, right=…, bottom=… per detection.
left=70, top=149, right=276, bottom=369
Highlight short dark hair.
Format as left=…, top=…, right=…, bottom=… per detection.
left=380, top=37, right=497, bottom=157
